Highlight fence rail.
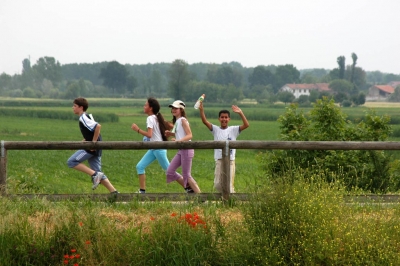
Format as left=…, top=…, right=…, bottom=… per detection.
left=2, top=140, right=400, bottom=201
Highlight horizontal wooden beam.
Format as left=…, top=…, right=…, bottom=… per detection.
left=3, top=141, right=400, bottom=150
left=7, top=193, right=250, bottom=202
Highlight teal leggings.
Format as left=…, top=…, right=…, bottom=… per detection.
left=136, top=149, right=170, bottom=174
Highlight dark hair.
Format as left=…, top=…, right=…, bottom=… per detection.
left=219, top=110, right=230, bottom=118
left=148, top=97, right=168, bottom=141
left=73, top=97, right=89, bottom=111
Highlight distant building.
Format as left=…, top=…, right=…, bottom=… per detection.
left=280, top=83, right=331, bottom=99
left=367, top=81, right=400, bottom=101
left=367, top=85, right=395, bottom=101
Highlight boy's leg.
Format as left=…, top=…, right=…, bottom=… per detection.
left=88, top=155, right=117, bottom=191
left=214, top=160, right=222, bottom=193
left=230, top=161, right=236, bottom=193
left=67, top=150, right=96, bottom=176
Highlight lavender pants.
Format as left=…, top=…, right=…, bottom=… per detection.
left=166, top=149, right=194, bottom=187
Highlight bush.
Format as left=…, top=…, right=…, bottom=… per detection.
left=260, top=97, right=400, bottom=192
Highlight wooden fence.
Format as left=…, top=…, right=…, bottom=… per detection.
left=2, top=140, right=400, bottom=201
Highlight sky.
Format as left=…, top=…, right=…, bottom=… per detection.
left=1, top=0, right=400, bottom=76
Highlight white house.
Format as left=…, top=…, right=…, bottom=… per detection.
left=280, top=83, right=331, bottom=99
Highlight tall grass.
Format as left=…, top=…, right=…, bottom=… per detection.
left=2, top=171, right=400, bottom=265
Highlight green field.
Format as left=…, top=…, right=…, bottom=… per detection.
left=2, top=99, right=400, bottom=194
left=0, top=102, right=280, bottom=194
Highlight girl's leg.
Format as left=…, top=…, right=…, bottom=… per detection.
left=136, top=150, right=157, bottom=190
left=154, top=149, right=170, bottom=171
left=166, top=151, right=182, bottom=183
left=181, top=149, right=201, bottom=193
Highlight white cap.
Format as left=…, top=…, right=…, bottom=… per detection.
left=168, top=100, right=186, bottom=109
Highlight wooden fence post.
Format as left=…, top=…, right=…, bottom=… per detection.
left=0, top=140, right=7, bottom=195
left=221, top=140, right=231, bottom=200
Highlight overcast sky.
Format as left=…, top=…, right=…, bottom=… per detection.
left=1, top=0, right=399, bottom=76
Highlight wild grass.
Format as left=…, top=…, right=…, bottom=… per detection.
left=1, top=174, right=400, bottom=265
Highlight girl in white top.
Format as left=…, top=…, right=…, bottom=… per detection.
left=131, top=97, right=172, bottom=193
left=165, top=100, right=201, bottom=193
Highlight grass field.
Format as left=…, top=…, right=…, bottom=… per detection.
left=2, top=98, right=400, bottom=194
left=0, top=102, right=280, bottom=194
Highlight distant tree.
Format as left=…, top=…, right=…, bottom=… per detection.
left=345, top=66, right=366, bottom=92
left=277, top=91, right=295, bottom=105
left=248, top=66, right=274, bottom=87
left=329, top=79, right=353, bottom=94
left=168, top=59, right=191, bottom=100
left=384, top=73, right=400, bottom=83
left=350, top=53, right=358, bottom=83
left=351, top=92, right=366, bottom=105
left=99, top=61, right=129, bottom=94
left=206, top=65, right=243, bottom=87
left=367, top=71, right=384, bottom=84
left=65, top=81, right=81, bottom=99
left=300, top=73, right=318, bottom=83
left=126, top=75, right=138, bottom=94
left=389, top=87, right=400, bottom=102
left=32, top=56, right=63, bottom=85
left=22, top=58, right=31, bottom=74
left=337, top=56, right=346, bottom=79
left=23, top=87, right=36, bottom=98
left=0, top=73, right=12, bottom=91
left=309, top=90, right=320, bottom=103
left=273, top=64, right=300, bottom=92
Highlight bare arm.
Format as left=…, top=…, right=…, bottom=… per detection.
left=93, top=123, right=101, bottom=142
left=198, top=101, right=212, bottom=130
left=232, top=105, right=249, bottom=131
left=131, top=123, right=152, bottom=138
left=177, top=119, right=193, bottom=142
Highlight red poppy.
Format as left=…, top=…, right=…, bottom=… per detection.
left=75, top=254, right=81, bottom=259
left=85, top=240, right=91, bottom=245
left=64, top=255, right=69, bottom=259
left=78, top=222, right=83, bottom=227
left=74, top=264, right=79, bottom=266
left=71, top=249, right=77, bottom=253
left=63, top=260, right=69, bottom=264
left=171, top=212, right=177, bottom=217
left=150, top=216, right=155, bottom=221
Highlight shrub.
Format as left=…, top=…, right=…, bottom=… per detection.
left=260, top=97, right=400, bottom=192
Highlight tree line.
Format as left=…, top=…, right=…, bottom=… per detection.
left=0, top=55, right=399, bottom=105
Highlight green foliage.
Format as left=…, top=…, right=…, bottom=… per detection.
left=244, top=174, right=400, bottom=265
left=262, top=97, right=399, bottom=192
left=0, top=108, right=119, bottom=122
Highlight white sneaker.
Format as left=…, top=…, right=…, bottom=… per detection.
left=91, top=172, right=104, bottom=190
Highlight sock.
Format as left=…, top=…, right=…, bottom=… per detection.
left=140, top=189, right=145, bottom=192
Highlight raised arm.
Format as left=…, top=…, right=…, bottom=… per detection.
left=198, top=101, right=212, bottom=130
left=232, top=105, right=249, bottom=131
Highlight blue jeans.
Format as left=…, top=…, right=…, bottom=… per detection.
left=136, top=149, right=170, bottom=174
left=67, top=150, right=102, bottom=172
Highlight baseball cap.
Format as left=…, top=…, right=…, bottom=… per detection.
left=168, top=100, right=186, bottom=109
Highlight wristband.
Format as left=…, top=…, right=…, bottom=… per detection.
left=137, top=129, right=140, bottom=133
